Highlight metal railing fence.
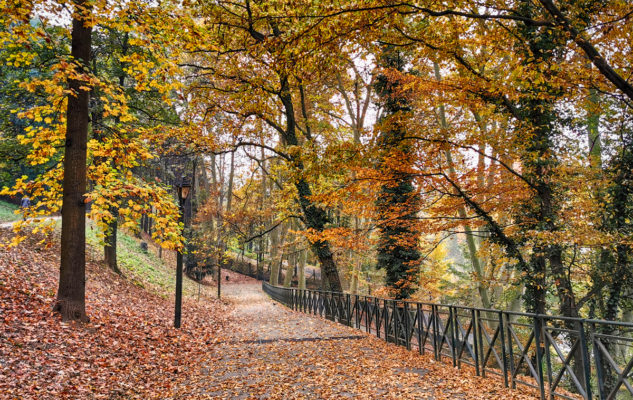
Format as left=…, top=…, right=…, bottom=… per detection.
left=262, top=282, right=633, bottom=400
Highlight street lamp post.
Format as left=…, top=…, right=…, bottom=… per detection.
left=174, top=177, right=191, bottom=329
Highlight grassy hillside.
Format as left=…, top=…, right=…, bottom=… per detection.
left=0, top=219, right=230, bottom=399
left=85, top=222, right=212, bottom=298
left=0, top=200, right=18, bottom=222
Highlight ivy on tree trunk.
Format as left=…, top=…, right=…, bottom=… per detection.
left=374, top=46, right=421, bottom=300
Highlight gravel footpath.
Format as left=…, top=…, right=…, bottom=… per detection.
left=187, top=272, right=537, bottom=400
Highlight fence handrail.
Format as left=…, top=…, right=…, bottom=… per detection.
left=264, top=282, right=633, bottom=328
left=262, top=281, right=633, bottom=400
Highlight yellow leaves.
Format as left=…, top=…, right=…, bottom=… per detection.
left=9, top=235, right=25, bottom=247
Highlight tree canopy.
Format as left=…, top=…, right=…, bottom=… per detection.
left=1, top=0, right=632, bottom=327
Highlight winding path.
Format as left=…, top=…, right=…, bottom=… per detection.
left=190, top=273, right=535, bottom=399
left=0, top=216, right=60, bottom=230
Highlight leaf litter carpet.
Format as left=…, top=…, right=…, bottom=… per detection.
left=0, top=230, right=539, bottom=399
left=191, top=275, right=539, bottom=399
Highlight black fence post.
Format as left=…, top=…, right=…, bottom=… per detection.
left=300, top=289, right=304, bottom=312
left=544, top=321, right=553, bottom=397
left=346, top=293, right=352, bottom=327
left=472, top=308, right=480, bottom=376
left=383, top=300, right=388, bottom=340
left=578, top=320, right=592, bottom=400
left=354, top=294, right=360, bottom=329
left=592, top=322, right=606, bottom=400
left=450, top=307, right=457, bottom=367
left=498, top=311, right=508, bottom=388
left=385, top=299, right=390, bottom=340
left=393, top=300, right=399, bottom=345
left=417, top=304, right=423, bottom=355
left=404, top=302, right=411, bottom=351
left=433, top=304, right=440, bottom=361
left=477, top=309, right=486, bottom=378
left=534, top=316, right=546, bottom=400
left=507, top=315, right=516, bottom=389
left=365, top=297, right=370, bottom=333
left=374, top=297, right=380, bottom=338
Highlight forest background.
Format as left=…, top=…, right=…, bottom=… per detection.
left=1, top=0, right=632, bottom=331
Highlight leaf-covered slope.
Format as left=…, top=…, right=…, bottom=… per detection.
left=0, top=229, right=231, bottom=398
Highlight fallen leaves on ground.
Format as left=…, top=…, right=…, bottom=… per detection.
left=0, top=230, right=231, bottom=399
left=178, top=281, right=541, bottom=400
left=1, top=229, right=540, bottom=399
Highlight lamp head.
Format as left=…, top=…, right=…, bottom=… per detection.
left=178, top=177, right=192, bottom=200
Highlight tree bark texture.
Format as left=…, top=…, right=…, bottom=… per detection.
left=54, top=0, right=92, bottom=322
left=104, top=206, right=121, bottom=274
left=278, top=77, right=343, bottom=292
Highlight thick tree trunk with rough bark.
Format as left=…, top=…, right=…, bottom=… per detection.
left=54, top=0, right=92, bottom=322
left=278, top=77, right=342, bottom=292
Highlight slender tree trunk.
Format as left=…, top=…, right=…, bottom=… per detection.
left=618, top=290, right=633, bottom=358
left=104, top=206, right=121, bottom=274
left=199, top=156, right=211, bottom=204
left=92, top=32, right=126, bottom=276
left=298, top=248, right=306, bottom=290
left=226, top=149, right=235, bottom=213
left=349, top=262, right=359, bottom=294
left=349, top=217, right=361, bottom=295
left=269, top=222, right=280, bottom=285
left=270, top=223, right=288, bottom=286
left=337, top=72, right=373, bottom=294
left=54, top=0, right=92, bottom=322
left=283, top=253, right=293, bottom=287
left=257, top=146, right=266, bottom=280
left=435, top=64, right=492, bottom=308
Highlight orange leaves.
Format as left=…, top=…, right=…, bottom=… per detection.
left=0, top=228, right=231, bottom=399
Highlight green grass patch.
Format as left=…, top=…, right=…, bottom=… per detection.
left=86, top=222, right=206, bottom=299
left=0, top=200, right=19, bottom=222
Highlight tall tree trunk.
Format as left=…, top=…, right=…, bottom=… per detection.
left=257, top=145, right=266, bottom=280
left=269, top=223, right=288, bottom=286
left=435, top=62, right=492, bottom=309
left=349, top=217, right=361, bottom=295
left=349, top=262, right=359, bottom=295
left=268, top=221, right=280, bottom=285
left=298, top=248, right=306, bottom=290
left=278, top=76, right=342, bottom=292
left=215, top=155, right=225, bottom=281
left=283, top=252, right=293, bottom=287
left=199, top=156, right=211, bottom=204
left=337, top=70, right=373, bottom=294
left=373, top=46, right=422, bottom=299
left=54, top=0, right=92, bottom=322
left=226, top=149, right=235, bottom=213
left=104, top=206, right=121, bottom=274
left=92, top=31, right=126, bottom=276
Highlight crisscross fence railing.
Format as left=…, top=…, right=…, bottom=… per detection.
left=262, top=282, right=633, bottom=400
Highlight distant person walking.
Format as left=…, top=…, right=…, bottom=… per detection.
left=20, top=196, right=30, bottom=220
